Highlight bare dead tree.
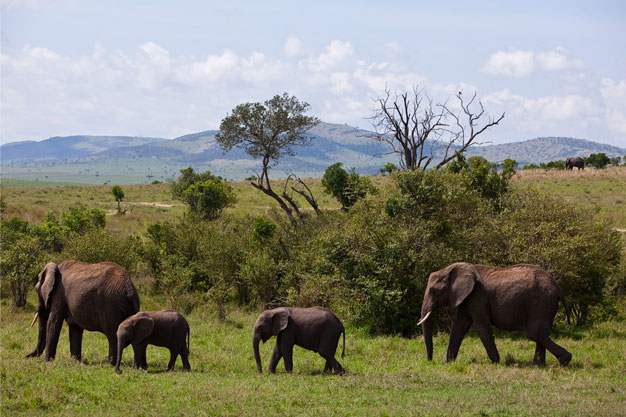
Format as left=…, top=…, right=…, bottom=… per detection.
left=369, top=86, right=504, bottom=170
left=369, top=86, right=447, bottom=170
left=436, top=91, right=505, bottom=169
left=283, top=174, right=321, bottom=215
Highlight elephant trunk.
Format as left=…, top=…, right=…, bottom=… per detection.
left=253, top=332, right=262, bottom=373
left=26, top=304, right=48, bottom=358
left=115, top=335, right=124, bottom=374
left=419, top=295, right=435, bottom=361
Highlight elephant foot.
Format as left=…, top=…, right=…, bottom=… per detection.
left=559, top=352, right=572, bottom=367
left=25, top=349, right=42, bottom=358
left=116, top=368, right=123, bottom=375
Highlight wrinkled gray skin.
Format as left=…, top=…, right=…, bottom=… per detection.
left=418, top=262, right=572, bottom=366
left=26, top=261, right=140, bottom=364
left=115, top=310, right=190, bottom=374
left=565, top=157, right=585, bottom=170
left=253, top=307, right=345, bottom=374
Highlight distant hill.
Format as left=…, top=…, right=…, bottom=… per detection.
left=1, top=123, right=625, bottom=184
left=466, top=137, right=626, bottom=165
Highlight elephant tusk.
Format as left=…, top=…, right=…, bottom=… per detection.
left=417, top=311, right=432, bottom=326
left=29, top=312, right=39, bottom=328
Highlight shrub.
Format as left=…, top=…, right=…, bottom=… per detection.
left=585, top=153, right=610, bottom=169
left=172, top=167, right=236, bottom=219
left=322, top=163, right=374, bottom=209
left=0, top=229, right=45, bottom=307
left=62, top=229, right=142, bottom=274
left=478, top=188, right=622, bottom=324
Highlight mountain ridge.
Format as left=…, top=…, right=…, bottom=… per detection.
left=1, top=123, right=625, bottom=184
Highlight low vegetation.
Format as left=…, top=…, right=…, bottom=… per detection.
left=1, top=160, right=625, bottom=416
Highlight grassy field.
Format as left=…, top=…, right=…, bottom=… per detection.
left=2, top=293, right=625, bottom=417
left=2, top=168, right=626, bottom=416
left=514, top=166, right=626, bottom=229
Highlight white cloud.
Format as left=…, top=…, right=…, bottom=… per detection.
left=283, top=36, right=303, bottom=57
left=483, top=47, right=584, bottom=77
left=600, top=78, right=626, bottom=134
left=306, top=40, right=354, bottom=72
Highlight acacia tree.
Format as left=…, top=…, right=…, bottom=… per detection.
left=111, top=185, right=125, bottom=213
left=216, top=93, right=320, bottom=221
left=369, top=86, right=504, bottom=170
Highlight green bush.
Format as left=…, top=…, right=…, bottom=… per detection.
left=322, top=163, right=375, bottom=209
left=0, top=228, right=45, bottom=307
left=172, top=167, right=236, bottom=219
left=477, top=188, right=622, bottom=324
left=62, top=229, right=142, bottom=274
left=585, top=153, right=610, bottom=169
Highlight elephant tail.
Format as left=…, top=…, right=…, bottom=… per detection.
left=187, top=327, right=190, bottom=353
left=341, top=329, right=345, bottom=359
left=559, top=290, right=572, bottom=325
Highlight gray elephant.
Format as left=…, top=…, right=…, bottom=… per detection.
left=115, top=310, right=190, bottom=374
left=565, top=157, right=584, bottom=170
left=26, top=261, right=140, bottom=364
left=253, top=306, right=346, bottom=374
left=417, top=262, right=572, bottom=366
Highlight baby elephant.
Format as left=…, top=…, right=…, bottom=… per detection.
left=115, top=310, right=190, bottom=374
left=253, top=306, right=345, bottom=374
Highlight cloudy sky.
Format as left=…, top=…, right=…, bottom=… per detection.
left=1, top=0, right=625, bottom=146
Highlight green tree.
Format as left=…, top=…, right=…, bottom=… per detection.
left=171, top=167, right=236, bottom=220
left=0, top=226, right=44, bottom=307
left=380, top=162, right=398, bottom=175
left=585, top=153, right=610, bottom=169
left=111, top=185, right=125, bottom=213
left=322, top=163, right=374, bottom=210
left=216, top=93, right=320, bottom=221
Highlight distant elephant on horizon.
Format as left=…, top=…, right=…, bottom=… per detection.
left=565, top=157, right=584, bottom=170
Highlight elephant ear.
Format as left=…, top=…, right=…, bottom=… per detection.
left=271, top=308, right=290, bottom=336
left=448, top=263, right=477, bottom=309
left=38, top=262, right=59, bottom=309
left=133, top=314, right=154, bottom=345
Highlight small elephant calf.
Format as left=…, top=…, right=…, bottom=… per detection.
left=253, top=306, right=346, bottom=374
left=115, top=310, right=190, bottom=374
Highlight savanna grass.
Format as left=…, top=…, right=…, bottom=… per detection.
left=2, top=292, right=625, bottom=416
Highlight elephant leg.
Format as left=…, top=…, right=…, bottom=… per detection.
left=533, top=343, right=546, bottom=366
left=180, top=345, right=191, bottom=371
left=131, top=344, right=141, bottom=369
left=474, top=323, right=500, bottom=364
left=446, top=312, right=473, bottom=362
left=166, top=347, right=179, bottom=371
left=279, top=336, right=294, bottom=373
left=268, top=342, right=282, bottom=373
left=68, top=324, right=84, bottom=361
left=106, top=334, right=118, bottom=365
left=541, top=337, right=571, bottom=366
left=44, top=312, right=64, bottom=361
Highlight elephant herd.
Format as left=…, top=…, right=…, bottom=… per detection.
left=26, top=260, right=573, bottom=374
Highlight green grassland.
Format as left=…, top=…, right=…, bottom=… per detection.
left=2, top=167, right=626, bottom=416
left=514, top=166, right=626, bottom=229
left=2, top=294, right=625, bottom=417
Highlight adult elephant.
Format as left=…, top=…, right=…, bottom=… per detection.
left=26, top=261, right=140, bottom=364
left=417, top=262, right=572, bottom=366
left=565, top=157, right=584, bottom=170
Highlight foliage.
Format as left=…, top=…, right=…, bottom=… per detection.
left=0, top=224, right=45, bottom=307
left=251, top=216, right=277, bottom=242
left=321, top=163, right=375, bottom=210
left=380, top=162, right=398, bottom=175
left=215, top=93, right=320, bottom=221
left=61, top=229, right=142, bottom=275
left=477, top=188, right=622, bottom=324
left=585, top=153, right=610, bottom=169
left=171, top=167, right=235, bottom=220
left=444, top=154, right=516, bottom=210
left=111, top=185, right=125, bottom=213
left=32, top=206, right=106, bottom=251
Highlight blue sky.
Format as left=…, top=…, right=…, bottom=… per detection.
left=1, top=0, right=625, bottom=146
